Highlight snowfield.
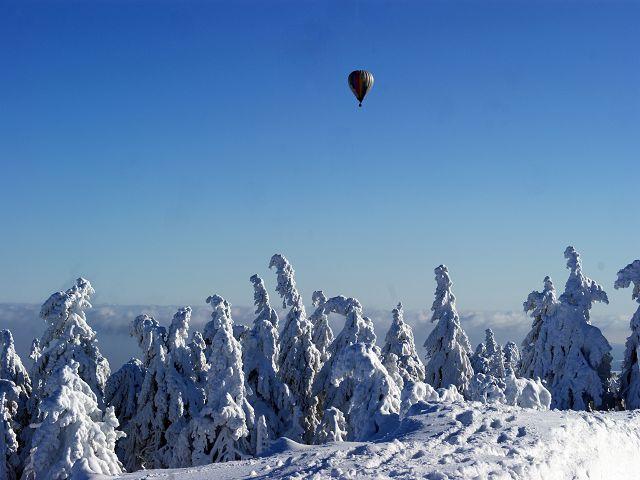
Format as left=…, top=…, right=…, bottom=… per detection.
left=107, top=399, right=640, bottom=480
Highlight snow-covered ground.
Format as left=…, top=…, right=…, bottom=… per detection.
left=106, top=399, right=640, bottom=480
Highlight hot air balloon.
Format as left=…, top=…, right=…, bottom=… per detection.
left=348, top=70, right=374, bottom=107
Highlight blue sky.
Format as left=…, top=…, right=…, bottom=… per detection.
left=1, top=1, right=639, bottom=318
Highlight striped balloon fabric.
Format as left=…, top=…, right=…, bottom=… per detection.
left=348, top=70, right=374, bottom=107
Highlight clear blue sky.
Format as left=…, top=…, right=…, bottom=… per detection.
left=1, top=1, right=638, bottom=316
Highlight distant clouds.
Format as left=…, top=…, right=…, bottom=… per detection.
left=0, top=303, right=629, bottom=372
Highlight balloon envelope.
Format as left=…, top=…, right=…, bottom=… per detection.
left=348, top=70, right=374, bottom=107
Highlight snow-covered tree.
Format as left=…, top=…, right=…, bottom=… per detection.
left=614, top=259, right=640, bottom=409
left=0, top=330, right=31, bottom=451
left=269, top=254, right=321, bottom=442
left=503, top=341, right=521, bottom=373
left=470, top=343, right=489, bottom=376
left=468, top=373, right=506, bottom=404
left=243, top=275, right=291, bottom=445
left=0, top=331, right=31, bottom=401
left=314, top=407, right=347, bottom=444
left=423, top=265, right=474, bottom=396
left=381, top=303, right=425, bottom=389
left=0, top=393, right=19, bottom=480
left=161, top=307, right=206, bottom=468
left=314, top=296, right=400, bottom=441
left=483, top=329, right=505, bottom=379
left=22, top=362, right=123, bottom=479
left=124, top=314, right=169, bottom=471
left=560, top=246, right=609, bottom=319
left=309, top=291, right=334, bottom=364
left=520, top=276, right=557, bottom=380
left=105, top=359, right=145, bottom=432
left=186, top=294, right=254, bottom=465
left=520, top=247, right=613, bottom=410
left=104, top=358, right=145, bottom=462
left=189, top=331, right=208, bottom=387
left=32, top=278, right=110, bottom=407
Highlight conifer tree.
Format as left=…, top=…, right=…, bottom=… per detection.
left=243, top=275, right=291, bottom=443
left=22, top=362, right=123, bottom=479
left=423, top=266, right=474, bottom=396
left=615, top=260, right=640, bottom=409
left=381, top=303, right=425, bottom=389
left=187, top=294, right=254, bottom=465
left=269, top=254, right=321, bottom=442
left=32, top=278, right=110, bottom=407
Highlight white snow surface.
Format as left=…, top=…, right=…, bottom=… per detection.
left=104, top=400, right=640, bottom=480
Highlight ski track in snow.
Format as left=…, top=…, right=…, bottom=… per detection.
left=104, top=401, right=640, bottom=480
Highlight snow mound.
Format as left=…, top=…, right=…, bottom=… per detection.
left=106, top=401, right=640, bottom=480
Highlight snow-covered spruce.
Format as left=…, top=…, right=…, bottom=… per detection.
left=32, top=278, right=110, bottom=408
left=161, top=307, right=206, bottom=468
left=22, top=362, right=123, bottom=479
left=309, top=290, right=334, bottom=365
left=0, top=393, right=19, bottom=480
left=470, top=329, right=505, bottom=380
left=189, top=331, right=208, bottom=388
left=314, top=407, right=348, bottom=443
left=483, top=328, right=506, bottom=380
left=243, top=275, right=292, bottom=446
left=269, top=254, right=321, bottom=442
left=185, top=294, right=254, bottom=465
left=0, top=330, right=31, bottom=401
left=124, top=314, right=169, bottom=471
left=503, top=341, right=521, bottom=373
left=381, top=303, right=425, bottom=390
left=0, top=329, right=31, bottom=452
left=470, top=342, right=489, bottom=376
left=105, top=357, right=144, bottom=469
left=105, top=358, right=145, bottom=437
left=520, top=247, right=612, bottom=410
left=423, top=265, right=474, bottom=396
left=520, top=276, right=556, bottom=381
left=615, top=259, right=640, bottom=409
left=313, top=296, right=400, bottom=441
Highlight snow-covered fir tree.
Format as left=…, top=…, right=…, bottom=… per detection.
left=470, top=342, right=489, bottom=376
left=186, top=294, right=254, bottom=465
left=32, top=278, right=110, bottom=407
left=0, top=393, right=19, bottom=480
left=483, top=329, right=505, bottom=379
left=22, top=362, right=123, bottom=479
left=423, top=265, right=474, bottom=396
left=269, top=254, right=321, bottom=442
left=124, top=314, right=169, bottom=471
left=104, top=358, right=145, bottom=463
left=520, top=276, right=557, bottom=380
left=0, top=329, right=31, bottom=451
left=189, top=331, right=208, bottom=387
left=0, top=330, right=31, bottom=401
left=560, top=246, right=609, bottom=319
left=381, top=303, right=425, bottom=390
left=309, top=291, right=334, bottom=364
left=161, top=307, right=206, bottom=467
left=614, top=259, right=640, bottom=409
left=314, top=407, right=347, bottom=444
left=313, top=296, right=400, bottom=441
left=520, top=247, right=612, bottom=410
left=105, top=358, right=145, bottom=434
left=243, top=274, right=292, bottom=446
left=503, top=341, right=521, bottom=373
